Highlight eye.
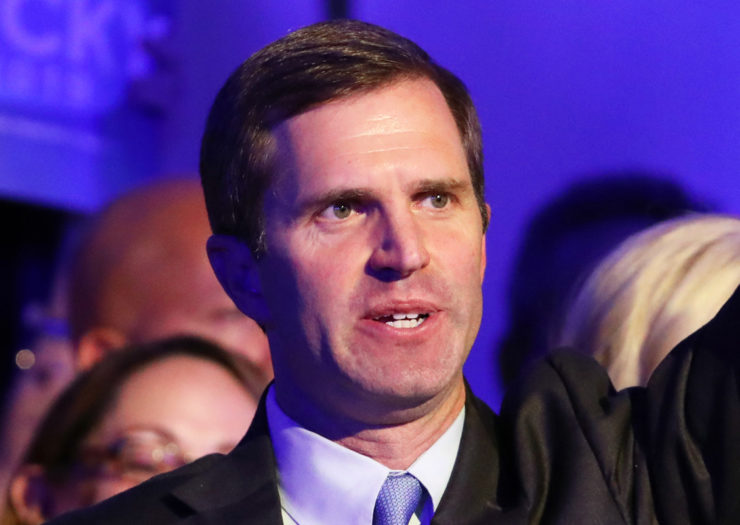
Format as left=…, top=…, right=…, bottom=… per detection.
left=332, top=202, right=352, bottom=218
left=319, top=201, right=354, bottom=220
left=424, top=193, right=450, bottom=209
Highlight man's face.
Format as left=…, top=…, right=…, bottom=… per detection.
left=257, top=79, right=487, bottom=423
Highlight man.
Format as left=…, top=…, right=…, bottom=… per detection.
left=49, top=20, right=740, bottom=524
left=67, top=178, right=272, bottom=375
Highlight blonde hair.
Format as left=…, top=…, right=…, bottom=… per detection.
left=557, top=214, right=740, bottom=389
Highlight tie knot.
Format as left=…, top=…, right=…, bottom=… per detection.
left=373, top=473, right=423, bottom=525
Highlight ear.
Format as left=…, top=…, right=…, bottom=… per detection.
left=9, top=464, right=53, bottom=525
left=75, top=326, right=128, bottom=370
left=480, top=203, right=490, bottom=283
left=207, top=234, right=270, bottom=326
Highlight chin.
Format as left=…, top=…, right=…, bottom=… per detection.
left=352, top=366, right=461, bottom=408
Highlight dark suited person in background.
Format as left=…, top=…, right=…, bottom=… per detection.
left=48, top=19, right=740, bottom=524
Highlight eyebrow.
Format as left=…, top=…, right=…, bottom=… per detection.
left=411, top=178, right=470, bottom=196
left=114, top=424, right=179, bottom=443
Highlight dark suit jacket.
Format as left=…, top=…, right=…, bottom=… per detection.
left=48, top=285, right=740, bottom=524
left=47, top=384, right=506, bottom=524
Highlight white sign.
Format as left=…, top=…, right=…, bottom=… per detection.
left=0, top=0, right=168, bottom=115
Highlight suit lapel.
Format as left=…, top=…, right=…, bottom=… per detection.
left=168, top=395, right=284, bottom=524
left=432, top=383, right=514, bottom=524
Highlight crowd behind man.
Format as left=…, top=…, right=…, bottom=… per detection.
left=0, top=178, right=273, bottom=519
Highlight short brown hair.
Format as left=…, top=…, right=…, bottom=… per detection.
left=200, top=19, right=486, bottom=257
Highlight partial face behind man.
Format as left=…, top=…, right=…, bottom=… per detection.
left=69, top=179, right=272, bottom=376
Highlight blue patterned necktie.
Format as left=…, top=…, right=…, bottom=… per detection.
left=373, top=473, right=423, bottom=525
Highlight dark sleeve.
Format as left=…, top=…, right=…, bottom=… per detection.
left=43, top=453, right=224, bottom=524
left=499, top=283, right=740, bottom=525
left=644, top=283, right=740, bottom=524
left=499, top=351, right=655, bottom=525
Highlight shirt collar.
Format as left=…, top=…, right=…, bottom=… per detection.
left=266, top=386, right=464, bottom=525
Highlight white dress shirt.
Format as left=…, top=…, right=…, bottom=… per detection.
left=266, top=387, right=465, bottom=525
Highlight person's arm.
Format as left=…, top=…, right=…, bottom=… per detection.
left=498, top=348, right=655, bottom=523
left=499, top=283, right=740, bottom=524
left=644, top=283, right=740, bottom=524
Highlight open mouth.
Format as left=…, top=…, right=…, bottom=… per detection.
left=373, top=313, right=430, bottom=328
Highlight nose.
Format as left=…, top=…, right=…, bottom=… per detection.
left=368, top=208, right=430, bottom=280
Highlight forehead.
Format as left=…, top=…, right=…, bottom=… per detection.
left=269, top=78, right=468, bottom=192
left=90, top=357, right=245, bottom=434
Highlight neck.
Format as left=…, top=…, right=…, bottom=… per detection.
left=275, top=378, right=466, bottom=470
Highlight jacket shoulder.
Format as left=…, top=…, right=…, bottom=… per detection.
left=48, top=453, right=225, bottom=524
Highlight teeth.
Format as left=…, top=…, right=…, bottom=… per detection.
left=372, top=312, right=429, bottom=328
left=392, top=313, right=419, bottom=320
left=385, top=313, right=427, bottom=328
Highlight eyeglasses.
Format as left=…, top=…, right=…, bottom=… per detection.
left=77, top=428, right=194, bottom=483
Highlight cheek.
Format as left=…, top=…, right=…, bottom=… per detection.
left=435, top=227, right=484, bottom=280
left=283, top=235, right=361, bottom=306
left=50, top=476, right=105, bottom=516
